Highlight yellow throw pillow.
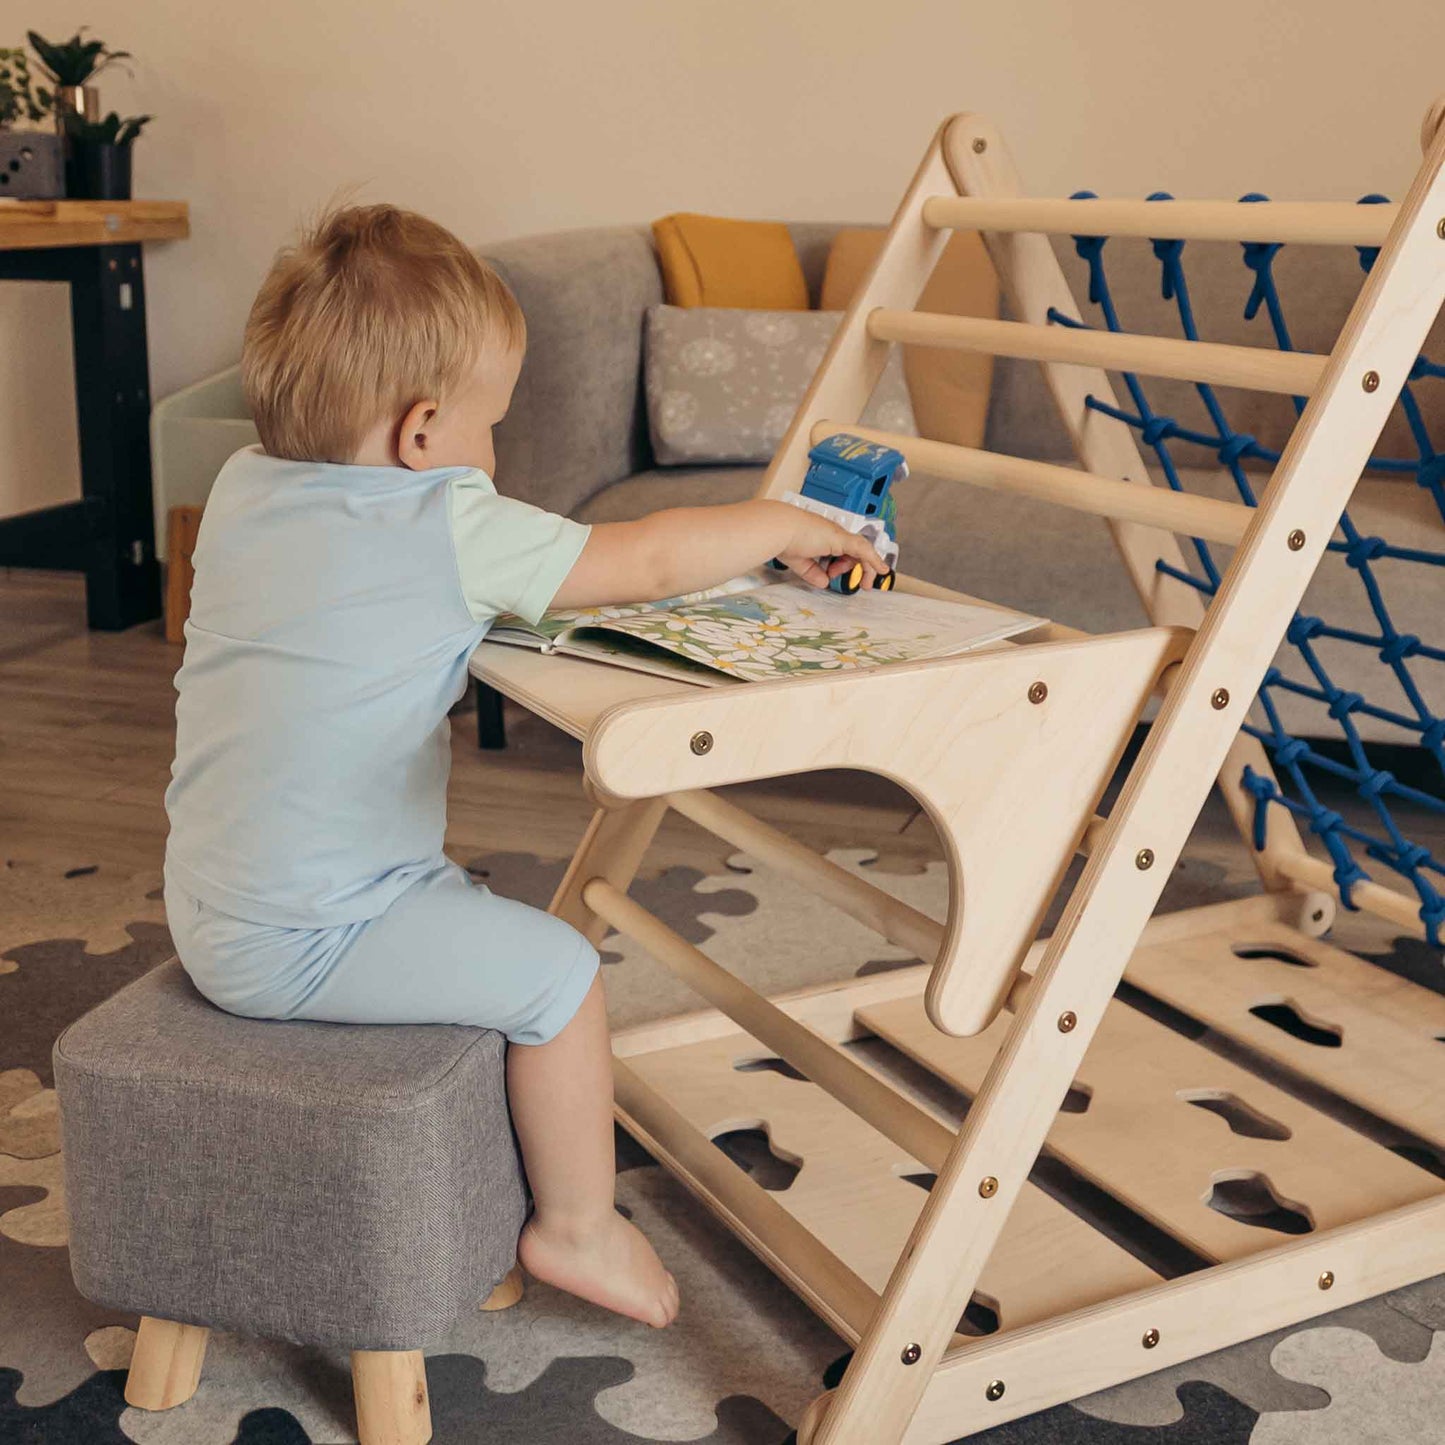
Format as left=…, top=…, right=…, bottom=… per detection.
left=652, top=213, right=809, bottom=310
left=821, top=228, right=1000, bottom=450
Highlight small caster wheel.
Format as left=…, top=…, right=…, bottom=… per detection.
left=873, top=569, right=896, bottom=591
left=834, top=561, right=864, bottom=596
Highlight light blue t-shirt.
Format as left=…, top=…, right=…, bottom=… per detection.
left=164, top=446, right=590, bottom=928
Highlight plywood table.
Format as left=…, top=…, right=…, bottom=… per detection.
left=0, top=200, right=189, bottom=629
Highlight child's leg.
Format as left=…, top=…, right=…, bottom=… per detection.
left=508, top=973, right=678, bottom=1328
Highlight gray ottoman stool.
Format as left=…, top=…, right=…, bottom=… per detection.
left=53, top=959, right=529, bottom=1445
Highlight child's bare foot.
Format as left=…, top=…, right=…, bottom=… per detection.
left=518, top=1211, right=679, bottom=1327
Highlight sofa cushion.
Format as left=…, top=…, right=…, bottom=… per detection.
left=644, top=306, right=914, bottom=466
left=652, top=214, right=809, bottom=310
left=821, top=228, right=1000, bottom=452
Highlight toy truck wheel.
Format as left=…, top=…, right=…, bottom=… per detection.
left=874, top=570, right=896, bottom=591
left=835, top=561, right=864, bottom=596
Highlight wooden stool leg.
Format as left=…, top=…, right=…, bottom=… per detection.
left=351, top=1349, right=432, bottom=1445
left=479, top=1264, right=524, bottom=1311
left=124, top=1315, right=209, bottom=1409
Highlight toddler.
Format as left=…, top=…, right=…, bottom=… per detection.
left=165, top=205, right=883, bottom=1329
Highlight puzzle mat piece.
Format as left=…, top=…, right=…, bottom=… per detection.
left=440, top=1165, right=839, bottom=1440
left=429, top=1355, right=789, bottom=1444
left=604, top=849, right=949, bottom=1032
left=0, top=922, right=173, bottom=1085
left=0, top=1365, right=131, bottom=1444
left=1251, top=1326, right=1445, bottom=1443
left=119, top=1332, right=355, bottom=1444
left=0, top=1229, right=132, bottom=1406
left=1386, top=1274, right=1445, bottom=1333
left=0, top=862, right=166, bottom=963
left=970, top=1380, right=1257, bottom=1444
left=1075, top=1294, right=1435, bottom=1426
left=0, top=1154, right=66, bottom=1245
left=0, top=1067, right=60, bottom=1159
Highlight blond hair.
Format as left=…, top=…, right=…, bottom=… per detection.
left=241, top=204, right=524, bottom=463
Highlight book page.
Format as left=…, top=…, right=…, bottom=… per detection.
left=578, top=578, right=1043, bottom=683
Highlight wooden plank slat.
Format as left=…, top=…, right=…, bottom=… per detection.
left=0, top=199, right=189, bottom=251
left=859, top=986, right=1439, bottom=1263
left=1123, top=919, right=1445, bottom=1149
left=625, top=1030, right=1161, bottom=1335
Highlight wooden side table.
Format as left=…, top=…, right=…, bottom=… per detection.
left=0, top=199, right=189, bottom=630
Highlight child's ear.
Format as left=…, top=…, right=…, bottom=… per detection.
left=396, top=399, right=439, bottom=471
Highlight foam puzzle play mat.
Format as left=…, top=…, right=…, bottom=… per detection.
left=471, top=101, right=1445, bottom=1442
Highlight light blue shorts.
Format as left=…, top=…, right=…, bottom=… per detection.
left=164, top=859, right=599, bottom=1046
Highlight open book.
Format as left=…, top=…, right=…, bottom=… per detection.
left=486, top=571, right=1045, bottom=686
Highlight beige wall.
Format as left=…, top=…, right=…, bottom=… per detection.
left=4, top=0, right=1441, bottom=517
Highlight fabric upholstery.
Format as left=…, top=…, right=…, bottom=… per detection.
left=821, top=228, right=1001, bottom=451
left=652, top=214, right=809, bottom=310
left=644, top=306, right=914, bottom=466
left=55, top=961, right=526, bottom=1350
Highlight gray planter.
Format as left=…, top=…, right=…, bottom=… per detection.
left=0, top=131, right=63, bottom=200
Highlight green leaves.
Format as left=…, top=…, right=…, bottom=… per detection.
left=0, top=46, right=51, bottom=127
left=64, top=109, right=152, bottom=146
left=25, top=28, right=132, bottom=87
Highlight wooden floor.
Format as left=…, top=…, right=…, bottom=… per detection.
left=0, top=570, right=940, bottom=895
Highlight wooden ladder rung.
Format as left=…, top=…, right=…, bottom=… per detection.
left=921, top=195, right=1399, bottom=247
left=810, top=421, right=1254, bottom=546
left=867, top=310, right=1328, bottom=396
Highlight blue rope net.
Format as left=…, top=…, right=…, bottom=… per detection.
left=1055, top=193, right=1445, bottom=945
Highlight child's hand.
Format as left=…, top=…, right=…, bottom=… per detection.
left=776, top=509, right=889, bottom=590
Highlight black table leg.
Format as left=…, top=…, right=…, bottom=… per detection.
left=476, top=682, right=507, bottom=749
left=67, top=243, right=161, bottom=629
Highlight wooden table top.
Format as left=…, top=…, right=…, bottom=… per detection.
left=0, top=199, right=189, bottom=252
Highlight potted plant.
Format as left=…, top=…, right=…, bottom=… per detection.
left=0, top=44, right=61, bottom=199
left=64, top=110, right=150, bottom=200
left=26, top=28, right=131, bottom=130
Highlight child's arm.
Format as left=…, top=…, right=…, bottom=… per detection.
left=550, top=500, right=887, bottom=611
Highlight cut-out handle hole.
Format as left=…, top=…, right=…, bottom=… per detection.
left=733, top=1055, right=808, bottom=1082
left=1204, top=1171, right=1313, bottom=1235
left=712, top=1126, right=801, bottom=1192
left=1178, top=1090, right=1292, bottom=1141
left=1233, top=943, right=1316, bottom=968
left=1249, top=999, right=1343, bottom=1048
left=1059, top=1082, right=1093, bottom=1116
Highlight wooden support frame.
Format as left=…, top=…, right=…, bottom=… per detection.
left=476, top=100, right=1445, bottom=1445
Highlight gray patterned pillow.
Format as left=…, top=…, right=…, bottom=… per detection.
left=644, top=306, right=916, bottom=466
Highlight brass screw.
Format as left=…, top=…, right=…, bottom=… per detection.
left=901, top=1342, right=922, bottom=1365
left=972, top=136, right=988, bottom=153
left=1058, top=1010, right=1077, bottom=1033
left=1287, top=529, right=1307, bottom=551
left=1211, top=687, right=1230, bottom=710
left=1028, top=680, right=1048, bottom=705
left=1363, top=370, right=1381, bottom=393
left=986, top=1379, right=1006, bottom=1402
left=689, top=731, right=714, bottom=756
left=979, top=1175, right=999, bottom=1198
left=1438, top=218, right=1445, bottom=239
left=1136, top=848, right=1155, bottom=871
left=1319, top=1270, right=1335, bottom=1290
left=1142, top=1328, right=1161, bottom=1349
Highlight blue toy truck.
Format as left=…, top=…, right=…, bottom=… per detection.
left=781, top=433, right=905, bottom=594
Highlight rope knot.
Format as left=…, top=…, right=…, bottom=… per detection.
left=1273, top=737, right=1310, bottom=768
left=1359, top=768, right=1395, bottom=800
left=1327, top=690, right=1364, bottom=720
left=1379, top=633, right=1421, bottom=665
left=1344, top=534, right=1388, bottom=568
left=1140, top=415, right=1177, bottom=448
left=1416, top=454, right=1445, bottom=491
left=1217, top=433, right=1257, bottom=467
left=1286, top=615, right=1325, bottom=645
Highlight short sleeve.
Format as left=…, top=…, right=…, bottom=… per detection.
left=446, top=472, right=591, bottom=626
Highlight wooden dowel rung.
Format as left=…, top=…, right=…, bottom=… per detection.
left=613, top=1058, right=879, bottom=1343
left=810, top=422, right=1254, bottom=546
left=667, top=789, right=945, bottom=961
left=921, top=195, right=1399, bottom=247
left=584, top=879, right=956, bottom=1171
left=1270, top=850, right=1428, bottom=938
left=867, top=310, right=1328, bottom=396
